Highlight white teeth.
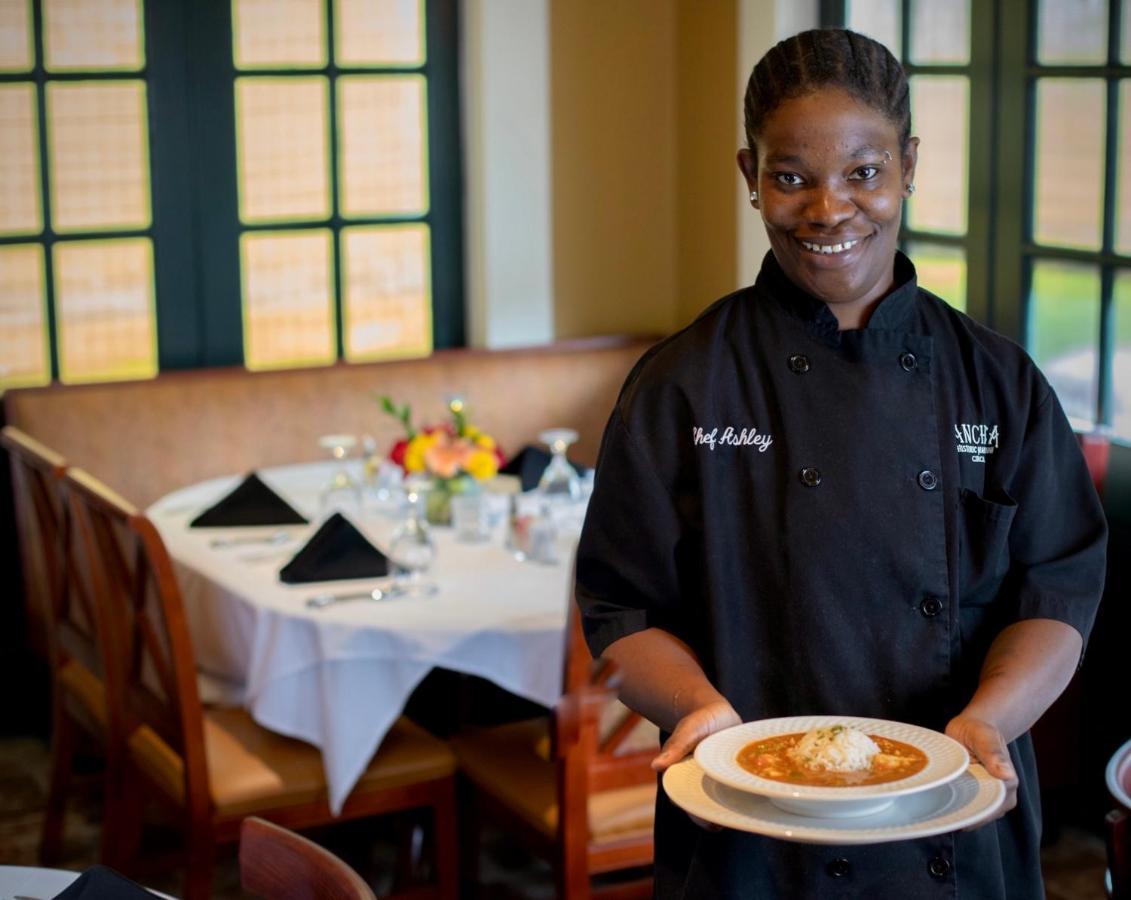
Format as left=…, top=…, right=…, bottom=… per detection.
left=801, top=239, right=858, bottom=255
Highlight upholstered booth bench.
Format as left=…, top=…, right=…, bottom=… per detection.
left=3, top=336, right=655, bottom=509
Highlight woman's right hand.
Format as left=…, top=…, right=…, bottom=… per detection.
left=651, top=698, right=741, bottom=772
left=650, top=698, right=740, bottom=831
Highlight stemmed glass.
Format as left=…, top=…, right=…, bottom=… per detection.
left=318, top=434, right=361, bottom=512
left=537, top=428, right=581, bottom=501
left=387, top=480, right=438, bottom=598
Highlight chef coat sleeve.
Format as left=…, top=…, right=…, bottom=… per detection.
left=1006, top=386, right=1107, bottom=649
left=575, top=406, right=688, bottom=659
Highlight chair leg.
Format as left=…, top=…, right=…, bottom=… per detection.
left=432, top=779, right=460, bottom=900
left=104, top=766, right=144, bottom=874
left=455, top=779, right=482, bottom=896
left=182, top=825, right=215, bottom=900
left=39, top=704, right=77, bottom=865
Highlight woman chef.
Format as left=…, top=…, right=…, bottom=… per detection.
left=574, top=28, right=1107, bottom=899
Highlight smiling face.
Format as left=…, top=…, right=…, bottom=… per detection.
left=738, top=86, right=918, bottom=328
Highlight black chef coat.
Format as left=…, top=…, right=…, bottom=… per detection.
left=575, top=251, right=1108, bottom=899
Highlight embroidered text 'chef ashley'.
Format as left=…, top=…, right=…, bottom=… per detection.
left=954, top=422, right=999, bottom=463
left=693, top=426, right=773, bottom=452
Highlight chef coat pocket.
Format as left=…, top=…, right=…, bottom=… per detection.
left=958, top=487, right=1018, bottom=605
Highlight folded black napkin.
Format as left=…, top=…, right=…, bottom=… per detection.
left=279, top=512, right=389, bottom=583
left=52, top=865, right=160, bottom=899
left=189, top=472, right=308, bottom=528
left=500, top=444, right=590, bottom=493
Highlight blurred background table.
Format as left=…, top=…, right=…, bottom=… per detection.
left=148, top=460, right=580, bottom=814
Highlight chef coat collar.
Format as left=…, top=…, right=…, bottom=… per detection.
left=755, top=250, right=920, bottom=337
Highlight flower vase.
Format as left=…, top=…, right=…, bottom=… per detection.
left=425, top=475, right=478, bottom=526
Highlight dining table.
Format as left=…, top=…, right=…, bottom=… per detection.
left=147, top=460, right=585, bottom=814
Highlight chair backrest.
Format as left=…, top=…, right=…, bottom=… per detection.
left=1, top=425, right=68, bottom=659
left=557, top=597, right=658, bottom=794
left=62, top=467, right=211, bottom=821
left=239, top=817, right=377, bottom=900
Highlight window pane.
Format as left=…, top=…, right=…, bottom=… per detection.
left=1118, top=81, right=1131, bottom=254
left=1033, top=79, right=1105, bottom=250
left=47, top=80, right=151, bottom=232
left=0, top=83, right=42, bottom=235
left=1114, top=271, right=1131, bottom=440
left=335, top=0, right=425, bottom=67
left=909, top=0, right=969, bottom=65
left=0, top=244, right=49, bottom=390
left=846, top=0, right=901, bottom=58
left=1028, top=260, right=1100, bottom=426
left=236, top=77, right=330, bottom=223
left=908, top=76, right=968, bottom=235
left=1124, top=2, right=1131, bottom=63
left=54, top=238, right=156, bottom=384
left=343, top=224, right=431, bottom=360
left=0, top=0, right=34, bottom=71
left=241, top=230, right=336, bottom=370
left=906, top=242, right=966, bottom=311
left=232, top=0, right=326, bottom=70
left=338, top=75, right=427, bottom=218
left=43, top=0, right=144, bottom=72
left=1036, top=0, right=1107, bottom=65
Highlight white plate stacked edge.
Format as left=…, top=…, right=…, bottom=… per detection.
left=662, top=757, right=1006, bottom=844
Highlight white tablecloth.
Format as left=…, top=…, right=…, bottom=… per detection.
left=148, top=461, right=579, bottom=814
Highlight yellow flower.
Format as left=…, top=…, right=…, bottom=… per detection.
left=474, top=433, right=496, bottom=451
left=465, top=448, right=499, bottom=481
left=403, top=432, right=439, bottom=473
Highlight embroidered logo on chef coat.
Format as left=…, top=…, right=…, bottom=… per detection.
left=954, top=422, right=999, bottom=463
left=692, top=426, right=773, bottom=453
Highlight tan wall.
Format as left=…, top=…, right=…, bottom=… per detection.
left=675, top=1, right=739, bottom=328
left=550, top=1, right=740, bottom=339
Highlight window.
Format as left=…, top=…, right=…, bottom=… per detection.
left=1, top=0, right=157, bottom=388
left=0, top=0, right=462, bottom=391
left=828, top=0, right=1131, bottom=440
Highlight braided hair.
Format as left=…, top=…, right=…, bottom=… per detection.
left=744, top=29, right=910, bottom=160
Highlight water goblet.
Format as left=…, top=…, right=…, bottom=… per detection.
left=318, top=434, right=361, bottom=512
left=388, top=481, right=438, bottom=598
left=537, top=428, right=581, bottom=501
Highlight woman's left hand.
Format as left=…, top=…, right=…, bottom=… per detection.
left=944, top=714, right=1018, bottom=828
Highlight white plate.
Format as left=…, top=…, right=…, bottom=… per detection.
left=663, top=757, right=1005, bottom=844
left=694, top=716, right=969, bottom=817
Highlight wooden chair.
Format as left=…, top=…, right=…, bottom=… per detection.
left=451, top=598, right=657, bottom=899
left=240, top=816, right=377, bottom=900
left=2, top=427, right=122, bottom=866
left=61, top=466, right=459, bottom=900
left=1108, top=738, right=1131, bottom=900
left=2, top=425, right=65, bottom=659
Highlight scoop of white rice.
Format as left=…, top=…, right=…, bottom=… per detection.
left=787, top=725, right=880, bottom=772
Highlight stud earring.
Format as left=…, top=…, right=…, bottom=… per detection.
left=749, top=190, right=758, bottom=204
left=906, top=184, right=916, bottom=195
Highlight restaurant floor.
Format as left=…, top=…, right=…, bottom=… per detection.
left=0, top=735, right=1110, bottom=899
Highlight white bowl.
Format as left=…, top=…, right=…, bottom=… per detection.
left=694, top=715, right=969, bottom=818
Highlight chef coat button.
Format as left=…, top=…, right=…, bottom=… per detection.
left=799, top=467, right=822, bottom=487
left=927, top=855, right=951, bottom=879
left=788, top=353, right=811, bottom=374
left=919, top=596, right=944, bottom=618
left=917, top=469, right=939, bottom=491
left=899, top=351, right=918, bottom=371
left=826, top=857, right=851, bottom=878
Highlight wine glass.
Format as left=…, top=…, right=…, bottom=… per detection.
left=318, top=434, right=361, bottom=512
left=537, top=428, right=581, bottom=501
left=387, top=480, right=438, bottom=598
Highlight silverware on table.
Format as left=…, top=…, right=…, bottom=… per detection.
left=209, top=530, right=293, bottom=549
left=305, top=586, right=403, bottom=609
